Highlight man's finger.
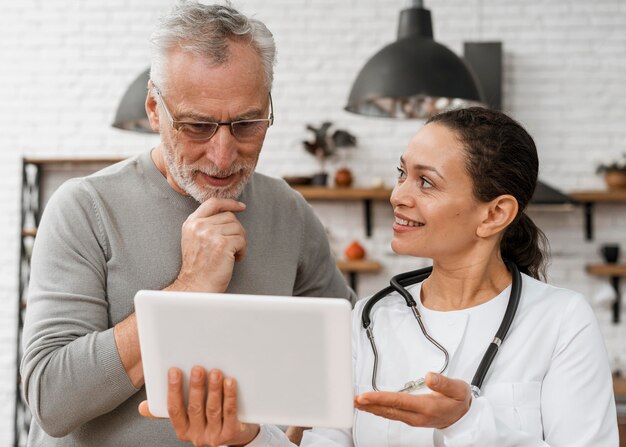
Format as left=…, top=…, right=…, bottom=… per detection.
left=206, top=369, right=225, bottom=437
left=189, top=198, right=246, bottom=219
left=425, top=372, right=469, bottom=401
left=220, top=376, right=261, bottom=444
left=231, top=234, right=247, bottom=261
left=206, top=221, right=247, bottom=238
left=138, top=400, right=161, bottom=419
left=222, top=377, right=238, bottom=425
left=167, top=368, right=191, bottom=435
left=187, top=366, right=208, bottom=432
left=191, top=211, right=243, bottom=227
left=286, top=426, right=310, bottom=444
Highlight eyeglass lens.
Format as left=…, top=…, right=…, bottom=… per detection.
left=179, top=120, right=269, bottom=141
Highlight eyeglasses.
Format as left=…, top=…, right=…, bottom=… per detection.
left=153, top=84, right=274, bottom=141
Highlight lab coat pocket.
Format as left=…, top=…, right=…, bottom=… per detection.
left=484, top=381, right=543, bottom=437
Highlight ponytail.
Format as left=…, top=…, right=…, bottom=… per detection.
left=501, top=213, right=549, bottom=281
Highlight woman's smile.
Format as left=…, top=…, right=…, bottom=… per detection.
left=393, top=213, right=425, bottom=233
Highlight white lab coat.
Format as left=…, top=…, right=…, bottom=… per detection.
left=248, top=274, right=618, bottom=446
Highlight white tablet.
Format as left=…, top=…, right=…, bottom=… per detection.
left=134, top=291, right=354, bottom=429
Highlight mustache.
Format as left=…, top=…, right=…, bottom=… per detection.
left=188, top=161, right=250, bottom=178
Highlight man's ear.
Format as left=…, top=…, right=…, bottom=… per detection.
left=476, top=195, right=519, bottom=238
left=145, top=81, right=161, bottom=133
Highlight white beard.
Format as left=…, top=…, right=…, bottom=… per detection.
left=162, top=141, right=256, bottom=202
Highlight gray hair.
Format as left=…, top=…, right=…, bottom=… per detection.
left=150, top=1, right=276, bottom=92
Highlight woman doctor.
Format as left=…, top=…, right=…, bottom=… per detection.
left=141, top=107, right=618, bottom=446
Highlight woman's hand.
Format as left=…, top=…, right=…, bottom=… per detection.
left=354, top=372, right=471, bottom=429
left=139, top=366, right=259, bottom=447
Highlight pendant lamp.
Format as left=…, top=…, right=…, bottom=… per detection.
left=111, top=68, right=156, bottom=133
left=345, top=0, right=484, bottom=119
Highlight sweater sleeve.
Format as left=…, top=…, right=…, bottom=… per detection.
left=292, top=196, right=355, bottom=302
left=20, top=179, right=139, bottom=437
left=436, top=295, right=618, bottom=447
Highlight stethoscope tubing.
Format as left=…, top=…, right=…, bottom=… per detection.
left=471, top=262, right=522, bottom=392
left=361, top=267, right=432, bottom=328
left=362, top=261, right=522, bottom=397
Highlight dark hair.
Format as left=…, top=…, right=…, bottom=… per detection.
left=426, top=107, right=549, bottom=280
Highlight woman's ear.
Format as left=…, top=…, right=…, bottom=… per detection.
left=145, top=81, right=161, bottom=133
left=476, top=195, right=519, bottom=238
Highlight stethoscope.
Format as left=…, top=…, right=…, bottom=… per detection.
left=361, top=261, right=522, bottom=398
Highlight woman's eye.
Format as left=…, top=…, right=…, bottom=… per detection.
left=420, top=176, right=433, bottom=188
left=396, top=167, right=406, bottom=181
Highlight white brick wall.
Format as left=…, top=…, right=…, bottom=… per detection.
left=1, top=0, right=626, bottom=444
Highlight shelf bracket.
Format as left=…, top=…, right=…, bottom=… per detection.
left=347, top=272, right=358, bottom=294
left=611, top=276, right=621, bottom=323
left=583, top=202, right=593, bottom=240
left=364, top=199, right=372, bottom=237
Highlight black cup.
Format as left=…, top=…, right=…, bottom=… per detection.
left=600, top=244, right=620, bottom=263
left=311, top=172, right=328, bottom=187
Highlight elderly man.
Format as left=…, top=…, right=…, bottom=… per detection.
left=20, top=2, right=351, bottom=445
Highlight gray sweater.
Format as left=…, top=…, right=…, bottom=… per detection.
left=21, top=151, right=351, bottom=446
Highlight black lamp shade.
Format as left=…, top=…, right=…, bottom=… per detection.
left=345, top=3, right=484, bottom=119
left=112, top=68, right=156, bottom=133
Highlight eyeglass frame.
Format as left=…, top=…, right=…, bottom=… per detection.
left=152, top=83, right=274, bottom=141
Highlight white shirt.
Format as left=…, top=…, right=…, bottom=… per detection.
left=249, top=274, right=618, bottom=446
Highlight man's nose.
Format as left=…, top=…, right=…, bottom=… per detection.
left=206, top=125, right=237, bottom=170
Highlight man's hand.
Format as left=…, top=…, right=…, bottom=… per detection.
left=354, top=372, right=471, bottom=429
left=169, top=198, right=247, bottom=293
left=139, top=367, right=260, bottom=447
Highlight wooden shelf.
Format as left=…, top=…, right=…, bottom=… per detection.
left=22, top=229, right=37, bottom=237
left=23, top=157, right=125, bottom=165
left=570, top=190, right=626, bottom=203
left=291, top=187, right=392, bottom=237
left=288, top=187, right=389, bottom=287
left=568, top=190, right=626, bottom=240
left=336, top=259, right=382, bottom=293
left=527, top=203, right=576, bottom=212
left=586, top=264, right=626, bottom=277
left=292, top=186, right=392, bottom=201
left=336, top=259, right=382, bottom=273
